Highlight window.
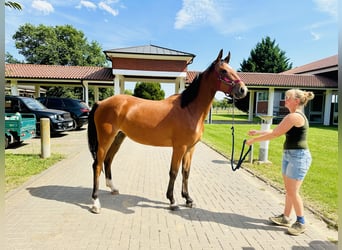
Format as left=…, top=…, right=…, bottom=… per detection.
left=48, top=99, right=64, bottom=109
left=257, top=92, right=268, bottom=101
left=308, top=93, right=323, bottom=123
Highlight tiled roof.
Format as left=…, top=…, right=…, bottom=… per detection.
left=185, top=71, right=200, bottom=83
left=104, top=44, right=195, bottom=57
left=185, top=71, right=337, bottom=88
left=5, top=64, right=337, bottom=89
left=5, top=64, right=113, bottom=81
left=282, top=55, right=338, bottom=74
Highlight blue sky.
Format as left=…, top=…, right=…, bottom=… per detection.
left=5, top=0, right=338, bottom=98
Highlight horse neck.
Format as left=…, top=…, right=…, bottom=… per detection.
left=188, top=71, right=217, bottom=120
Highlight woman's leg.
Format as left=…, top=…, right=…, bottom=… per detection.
left=283, top=174, right=294, bottom=217
left=283, top=175, right=304, bottom=217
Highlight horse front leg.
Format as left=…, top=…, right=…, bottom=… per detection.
left=104, top=131, right=126, bottom=195
left=181, top=146, right=195, bottom=207
left=166, top=147, right=186, bottom=210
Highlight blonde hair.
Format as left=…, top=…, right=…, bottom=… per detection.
left=286, top=89, right=314, bottom=106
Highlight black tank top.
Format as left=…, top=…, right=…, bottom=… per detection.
left=283, top=111, right=309, bottom=150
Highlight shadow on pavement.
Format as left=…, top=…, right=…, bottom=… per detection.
left=28, top=185, right=283, bottom=232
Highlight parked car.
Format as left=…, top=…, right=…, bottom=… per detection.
left=36, top=97, right=90, bottom=129
left=5, top=95, right=74, bottom=134
left=5, top=112, right=36, bottom=148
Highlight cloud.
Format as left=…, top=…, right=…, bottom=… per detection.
left=174, top=0, right=224, bottom=29
left=174, top=0, right=249, bottom=35
left=31, top=0, right=54, bottom=15
left=313, top=0, right=337, bottom=18
left=76, top=0, right=97, bottom=10
left=99, top=1, right=119, bottom=16
left=310, top=31, right=321, bottom=40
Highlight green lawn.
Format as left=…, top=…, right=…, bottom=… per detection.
left=5, top=153, right=64, bottom=192
left=202, top=123, right=338, bottom=227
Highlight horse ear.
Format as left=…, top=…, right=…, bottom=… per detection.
left=224, top=51, right=231, bottom=64
left=216, top=49, right=223, bottom=63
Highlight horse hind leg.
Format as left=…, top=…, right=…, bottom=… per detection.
left=91, top=153, right=104, bottom=214
left=91, top=131, right=123, bottom=214
left=104, top=131, right=126, bottom=195
left=181, top=147, right=195, bottom=208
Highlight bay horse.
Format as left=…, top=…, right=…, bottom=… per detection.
left=87, top=49, right=248, bottom=213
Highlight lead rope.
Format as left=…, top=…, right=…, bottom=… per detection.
left=229, top=96, right=252, bottom=171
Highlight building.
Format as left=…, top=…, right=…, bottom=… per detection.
left=5, top=45, right=338, bottom=125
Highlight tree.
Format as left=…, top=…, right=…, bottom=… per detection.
left=240, top=36, right=292, bottom=73
left=133, top=82, right=165, bottom=100
left=11, top=23, right=107, bottom=98
left=5, top=1, right=22, bottom=10
left=12, top=23, right=106, bottom=66
left=5, top=52, right=23, bottom=63
left=236, top=36, right=293, bottom=112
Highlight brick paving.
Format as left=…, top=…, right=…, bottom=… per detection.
left=5, top=128, right=338, bottom=249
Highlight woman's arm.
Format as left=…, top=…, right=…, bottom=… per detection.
left=248, top=129, right=273, bottom=136
left=246, top=113, right=298, bottom=145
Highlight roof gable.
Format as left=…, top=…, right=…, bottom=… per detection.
left=282, top=55, right=338, bottom=74
left=104, top=44, right=195, bottom=57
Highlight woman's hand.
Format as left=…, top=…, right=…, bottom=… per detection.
left=246, top=138, right=254, bottom=146
left=248, top=130, right=258, bottom=136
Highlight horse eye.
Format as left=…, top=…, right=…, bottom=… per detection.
left=221, top=69, right=227, bottom=74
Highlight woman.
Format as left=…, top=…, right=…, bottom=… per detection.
left=246, top=88, right=314, bottom=236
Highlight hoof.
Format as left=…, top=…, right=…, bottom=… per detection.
left=186, top=201, right=193, bottom=208
left=90, top=206, right=101, bottom=214
left=170, top=203, right=179, bottom=211
left=91, top=198, right=101, bottom=214
left=111, top=190, right=119, bottom=195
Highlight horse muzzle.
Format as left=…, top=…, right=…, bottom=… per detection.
left=234, top=85, right=248, bottom=99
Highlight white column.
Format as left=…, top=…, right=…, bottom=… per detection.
left=114, top=75, right=120, bottom=95
left=267, top=88, right=275, bottom=117
left=94, top=87, right=99, bottom=102
left=83, top=81, right=89, bottom=106
left=10, top=80, right=19, bottom=96
left=175, top=77, right=185, bottom=94
left=120, top=78, right=125, bottom=94
left=323, top=90, right=332, bottom=126
left=248, top=90, right=255, bottom=121
left=35, top=85, right=40, bottom=97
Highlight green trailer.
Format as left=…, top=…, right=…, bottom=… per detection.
left=5, top=112, right=36, bottom=148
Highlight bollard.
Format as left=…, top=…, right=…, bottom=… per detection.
left=259, top=121, right=271, bottom=162
left=257, top=115, right=273, bottom=164
left=40, top=118, right=51, bottom=158
left=248, top=144, right=254, bottom=163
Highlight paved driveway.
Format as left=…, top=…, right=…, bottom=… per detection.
left=5, top=128, right=338, bottom=249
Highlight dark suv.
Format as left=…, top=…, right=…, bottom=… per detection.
left=37, top=97, right=90, bottom=129
left=5, top=95, right=74, bottom=134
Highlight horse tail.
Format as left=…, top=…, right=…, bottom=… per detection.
left=88, top=102, right=99, bottom=160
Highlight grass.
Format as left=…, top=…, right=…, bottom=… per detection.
left=5, top=153, right=64, bottom=192
left=202, top=123, right=338, bottom=226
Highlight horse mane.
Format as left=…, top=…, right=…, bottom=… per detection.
left=180, top=62, right=215, bottom=108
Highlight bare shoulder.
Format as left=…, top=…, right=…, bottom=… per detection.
left=286, top=112, right=305, bottom=127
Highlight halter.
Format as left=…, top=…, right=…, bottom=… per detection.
left=214, top=63, right=242, bottom=95
left=229, top=97, right=252, bottom=171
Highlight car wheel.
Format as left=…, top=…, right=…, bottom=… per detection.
left=5, top=136, right=9, bottom=149
left=72, top=119, right=77, bottom=130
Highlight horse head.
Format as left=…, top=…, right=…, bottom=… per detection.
left=213, top=49, right=248, bottom=99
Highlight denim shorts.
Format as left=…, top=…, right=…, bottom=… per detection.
left=282, top=149, right=312, bottom=180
